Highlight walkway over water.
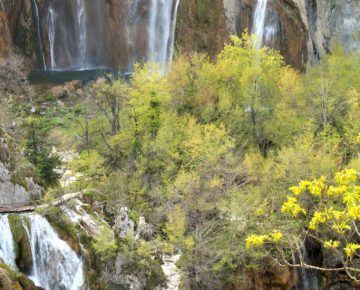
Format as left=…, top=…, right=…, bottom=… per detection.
left=0, top=191, right=84, bottom=214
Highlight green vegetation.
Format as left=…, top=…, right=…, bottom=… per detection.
left=22, top=116, right=61, bottom=187
left=5, top=32, right=358, bottom=288
left=47, top=33, right=359, bottom=288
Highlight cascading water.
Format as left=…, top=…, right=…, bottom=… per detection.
left=76, top=0, right=87, bottom=65
left=25, top=214, right=85, bottom=290
left=252, top=0, right=269, bottom=48
left=0, top=213, right=86, bottom=290
left=46, top=0, right=105, bottom=70
left=147, top=0, right=180, bottom=71
left=0, top=215, right=17, bottom=270
left=37, top=0, right=179, bottom=73
left=31, top=0, right=46, bottom=70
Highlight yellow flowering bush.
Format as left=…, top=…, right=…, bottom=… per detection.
left=247, top=168, right=360, bottom=263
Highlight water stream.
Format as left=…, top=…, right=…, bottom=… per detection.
left=0, top=215, right=17, bottom=270
left=0, top=213, right=86, bottom=290
left=252, top=0, right=269, bottom=48
left=148, top=0, right=180, bottom=71
left=31, top=0, right=46, bottom=70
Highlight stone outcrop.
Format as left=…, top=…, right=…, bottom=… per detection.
left=176, top=0, right=228, bottom=58
left=0, top=161, right=41, bottom=206
left=2, top=0, right=36, bottom=57
left=175, top=0, right=360, bottom=69
left=0, top=11, right=11, bottom=58
left=293, top=0, right=360, bottom=63
left=0, top=265, right=42, bottom=290
left=0, top=129, right=42, bottom=207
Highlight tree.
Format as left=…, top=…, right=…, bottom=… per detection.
left=23, top=117, right=61, bottom=187
left=93, top=77, right=130, bottom=135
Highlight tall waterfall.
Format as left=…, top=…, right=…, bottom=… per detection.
left=31, top=0, right=46, bottom=70
left=0, top=215, right=17, bottom=270
left=46, top=0, right=105, bottom=70
left=0, top=213, right=85, bottom=290
left=38, top=0, right=179, bottom=72
left=75, top=0, right=87, bottom=67
left=147, top=0, right=180, bottom=71
left=252, top=0, right=269, bottom=48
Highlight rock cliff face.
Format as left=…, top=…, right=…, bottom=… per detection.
left=176, top=0, right=360, bottom=69
left=294, top=0, right=360, bottom=62
left=0, top=129, right=42, bottom=206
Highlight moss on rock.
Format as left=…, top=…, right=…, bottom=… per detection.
left=0, top=264, right=42, bottom=290
left=7, top=215, right=33, bottom=273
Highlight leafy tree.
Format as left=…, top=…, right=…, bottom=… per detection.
left=23, top=117, right=61, bottom=187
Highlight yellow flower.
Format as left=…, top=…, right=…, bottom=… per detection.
left=245, top=234, right=269, bottom=248
left=270, top=232, right=282, bottom=243
left=309, top=211, right=327, bottom=230
left=335, top=169, right=358, bottom=186
left=344, top=243, right=360, bottom=257
left=289, top=186, right=302, bottom=196
left=324, top=240, right=340, bottom=249
left=281, top=197, right=306, bottom=218
left=332, top=222, right=351, bottom=234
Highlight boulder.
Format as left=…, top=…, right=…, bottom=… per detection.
left=0, top=268, right=12, bottom=290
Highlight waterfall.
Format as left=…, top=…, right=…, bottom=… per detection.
left=75, top=0, right=87, bottom=66
left=252, top=0, right=269, bottom=48
left=0, top=213, right=85, bottom=290
left=46, top=0, right=102, bottom=70
left=40, top=0, right=179, bottom=72
left=25, top=214, right=85, bottom=290
left=48, top=5, right=56, bottom=69
left=0, top=215, right=17, bottom=270
left=147, top=0, right=180, bottom=71
left=31, top=0, right=46, bottom=70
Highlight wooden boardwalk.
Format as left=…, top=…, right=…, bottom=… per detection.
left=0, top=191, right=84, bottom=214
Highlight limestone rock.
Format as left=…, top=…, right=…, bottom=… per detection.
left=113, top=207, right=134, bottom=239
left=136, top=216, right=154, bottom=241
left=0, top=161, right=41, bottom=206
left=0, top=268, right=12, bottom=290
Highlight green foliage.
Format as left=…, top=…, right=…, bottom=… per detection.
left=48, top=32, right=360, bottom=288
left=22, top=116, right=61, bottom=187
left=92, top=225, right=118, bottom=260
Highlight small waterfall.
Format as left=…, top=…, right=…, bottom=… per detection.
left=252, top=0, right=269, bottom=48
left=0, top=213, right=85, bottom=290
left=147, top=0, right=180, bottom=71
left=0, top=215, right=17, bottom=270
left=31, top=0, right=46, bottom=70
left=25, top=214, right=85, bottom=290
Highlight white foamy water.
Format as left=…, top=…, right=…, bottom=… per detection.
left=252, top=0, right=269, bottom=48
left=0, top=215, right=18, bottom=270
